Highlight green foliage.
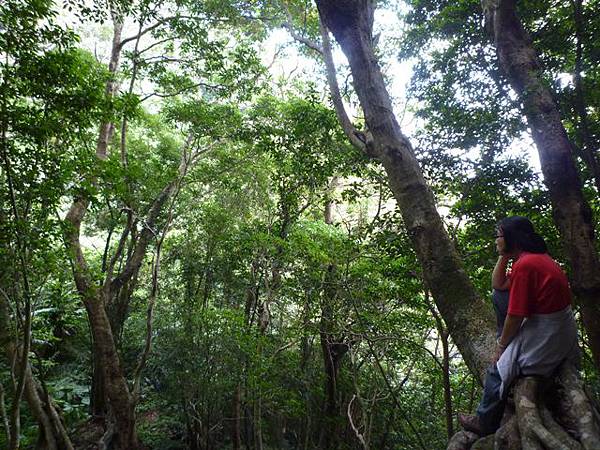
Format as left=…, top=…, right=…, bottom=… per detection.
left=3, top=1, right=600, bottom=448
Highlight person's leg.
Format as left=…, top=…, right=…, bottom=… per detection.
left=476, top=364, right=506, bottom=435
left=492, top=289, right=509, bottom=337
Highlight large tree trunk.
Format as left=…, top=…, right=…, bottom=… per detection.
left=64, top=198, right=141, bottom=450
left=315, top=0, right=496, bottom=379
left=482, top=0, right=600, bottom=371
left=86, top=296, right=139, bottom=450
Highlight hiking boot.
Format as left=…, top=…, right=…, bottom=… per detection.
left=458, top=413, right=482, bottom=435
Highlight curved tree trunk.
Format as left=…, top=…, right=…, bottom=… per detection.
left=482, top=0, right=600, bottom=371
left=64, top=197, right=141, bottom=450
left=315, top=0, right=496, bottom=379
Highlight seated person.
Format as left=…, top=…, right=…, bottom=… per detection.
left=459, top=216, right=580, bottom=435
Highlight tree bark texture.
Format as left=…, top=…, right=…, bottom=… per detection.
left=315, top=0, right=496, bottom=379
left=87, top=297, right=139, bottom=450
left=482, top=0, right=600, bottom=371
left=446, top=430, right=479, bottom=450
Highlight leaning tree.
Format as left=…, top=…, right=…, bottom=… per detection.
left=309, top=0, right=600, bottom=448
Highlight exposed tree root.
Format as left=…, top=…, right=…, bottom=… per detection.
left=447, top=364, right=600, bottom=450
left=494, top=414, right=520, bottom=449
left=447, top=430, right=479, bottom=450
left=556, top=364, right=600, bottom=449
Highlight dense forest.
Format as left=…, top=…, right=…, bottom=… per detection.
left=2, top=0, right=600, bottom=449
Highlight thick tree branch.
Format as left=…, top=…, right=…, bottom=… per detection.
left=280, top=1, right=323, bottom=54
left=281, top=23, right=323, bottom=54
left=279, top=3, right=369, bottom=154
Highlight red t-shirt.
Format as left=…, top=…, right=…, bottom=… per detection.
left=508, top=252, right=572, bottom=316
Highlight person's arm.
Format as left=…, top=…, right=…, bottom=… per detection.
left=494, top=313, right=525, bottom=361
left=492, top=255, right=511, bottom=291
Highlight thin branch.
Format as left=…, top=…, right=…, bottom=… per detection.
left=318, top=15, right=370, bottom=153
left=104, top=211, right=133, bottom=289
left=273, top=341, right=296, bottom=357
left=118, top=15, right=190, bottom=50
left=139, top=81, right=221, bottom=102
left=348, top=395, right=369, bottom=450
left=136, top=36, right=177, bottom=56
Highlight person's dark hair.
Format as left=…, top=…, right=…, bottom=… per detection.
left=497, top=216, right=547, bottom=254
